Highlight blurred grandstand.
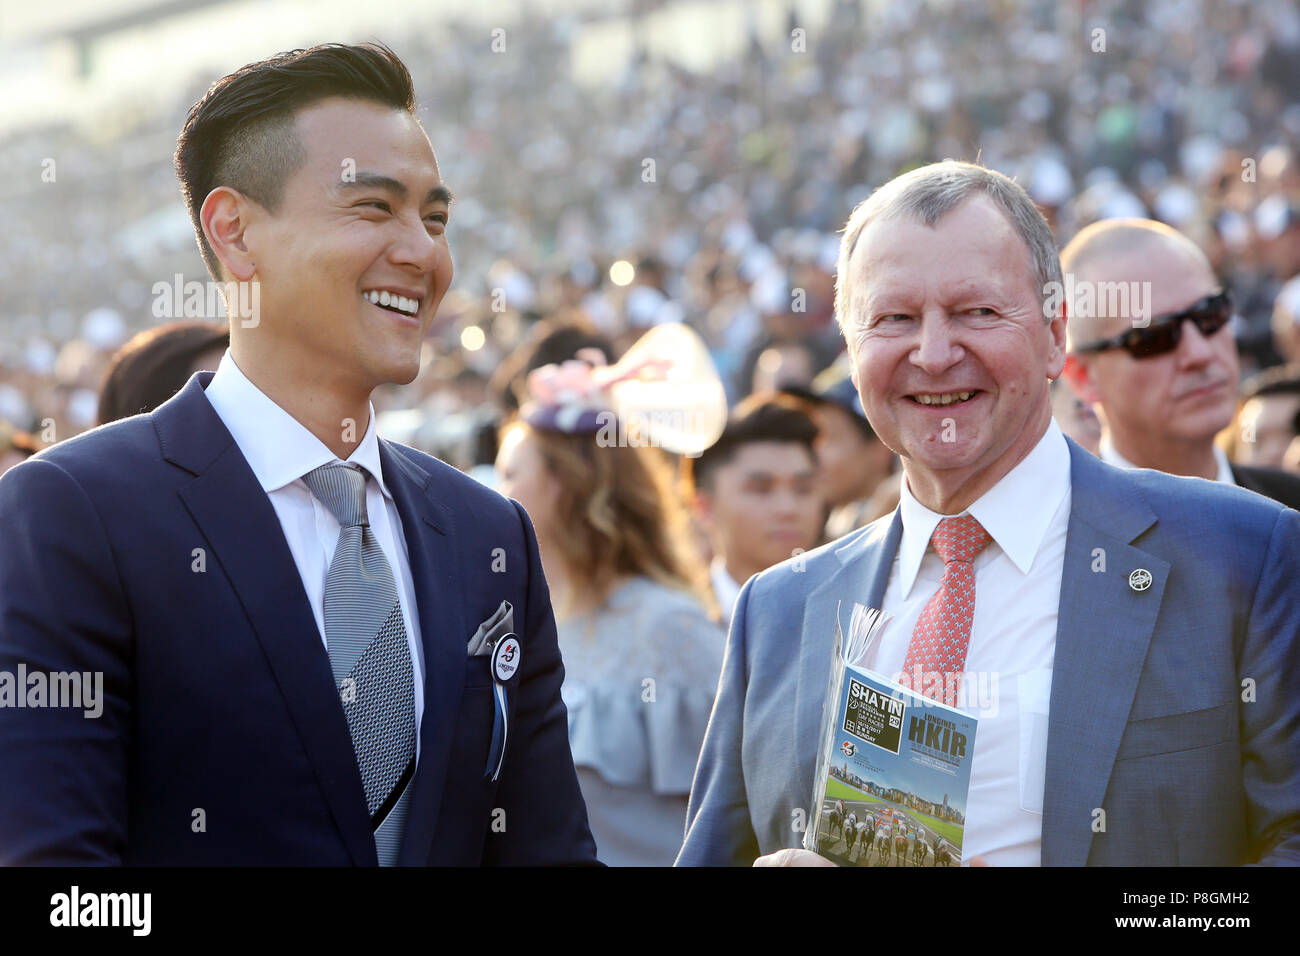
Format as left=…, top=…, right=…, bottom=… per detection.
left=2, top=0, right=1297, bottom=471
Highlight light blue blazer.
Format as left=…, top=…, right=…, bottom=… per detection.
left=677, top=438, right=1300, bottom=866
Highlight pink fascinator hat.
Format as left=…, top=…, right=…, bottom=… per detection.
left=521, top=323, right=727, bottom=457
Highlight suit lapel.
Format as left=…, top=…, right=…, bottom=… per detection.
left=793, top=513, right=902, bottom=787
left=377, top=441, right=468, bottom=866
left=156, top=374, right=377, bottom=865
left=1040, top=441, right=1168, bottom=866
left=788, top=440, right=1172, bottom=866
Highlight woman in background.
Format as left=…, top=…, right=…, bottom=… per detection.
left=495, top=354, right=724, bottom=866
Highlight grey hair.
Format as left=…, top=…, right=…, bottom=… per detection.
left=834, top=161, right=1063, bottom=343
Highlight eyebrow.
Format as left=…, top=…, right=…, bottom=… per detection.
left=339, top=171, right=454, bottom=206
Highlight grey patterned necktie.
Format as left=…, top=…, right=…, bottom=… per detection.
left=302, top=462, right=415, bottom=865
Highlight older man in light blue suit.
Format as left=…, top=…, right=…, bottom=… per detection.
left=676, top=161, right=1300, bottom=867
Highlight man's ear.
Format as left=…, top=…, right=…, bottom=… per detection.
left=1046, top=298, right=1069, bottom=379
left=201, top=186, right=258, bottom=282
left=1061, top=353, right=1102, bottom=404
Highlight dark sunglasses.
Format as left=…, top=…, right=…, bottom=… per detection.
left=1074, top=289, right=1234, bottom=359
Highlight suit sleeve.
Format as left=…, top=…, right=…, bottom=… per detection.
left=0, top=459, right=133, bottom=864
left=675, top=573, right=760, bottom=866
left=1240, top=505, right=1300, bottom=864
left=481, top=499, right=599, bottom=865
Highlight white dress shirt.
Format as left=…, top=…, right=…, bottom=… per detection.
left=1099, top=435, right=1236, bottom=485
left=203, top=350, right=425, bottom=762
left=859, top=420, right=1072, bottom=866
left=710, top=556, right=742, bottom=630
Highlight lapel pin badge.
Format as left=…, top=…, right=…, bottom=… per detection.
left=491, top=634, right=521, bottom=684
left=485, top=633, right=520, bottom=782
left=1128, top=568, right=1152, bottom=592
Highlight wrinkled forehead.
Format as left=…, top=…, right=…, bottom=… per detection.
left=844, top=209, right=1037, bottom=310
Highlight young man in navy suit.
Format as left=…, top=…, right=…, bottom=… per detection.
left=0, top=43, right=596, bottom=865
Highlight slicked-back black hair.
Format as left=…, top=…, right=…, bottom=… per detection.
left=174, top=42, right=416, bottom=281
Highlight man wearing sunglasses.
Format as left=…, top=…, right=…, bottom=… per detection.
left=1061, top=218, right=1300, bottom=510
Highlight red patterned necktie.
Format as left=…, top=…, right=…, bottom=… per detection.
left=899, top=514, right=991, bottom=706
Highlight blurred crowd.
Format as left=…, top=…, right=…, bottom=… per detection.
left=4, top=0, right=1300, bottom=457
left=3, top=0, right=1300, bottom=865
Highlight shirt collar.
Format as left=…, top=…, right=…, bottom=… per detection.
left=203, top=349, right=391, bottom=499
left=1213, top=445, right=1237, bottom=485
left=710, top=556, right=742, bottom=617
left=896, top=419, right=1071, bottom=598
left=1099, top=434, right=1236, bottom=486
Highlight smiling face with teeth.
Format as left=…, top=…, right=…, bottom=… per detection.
left=225, top=96, right=453, bottom=403
left=844, top=194, right=1067, bottom=513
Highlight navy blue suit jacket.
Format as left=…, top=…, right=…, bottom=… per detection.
left=0, top=372, right=597, bottom=865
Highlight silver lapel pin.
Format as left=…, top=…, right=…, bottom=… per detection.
left=1128, top=568, right=1152, bottom=592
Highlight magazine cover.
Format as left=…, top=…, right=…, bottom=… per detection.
left=804, top=604, right=978, bottom=867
